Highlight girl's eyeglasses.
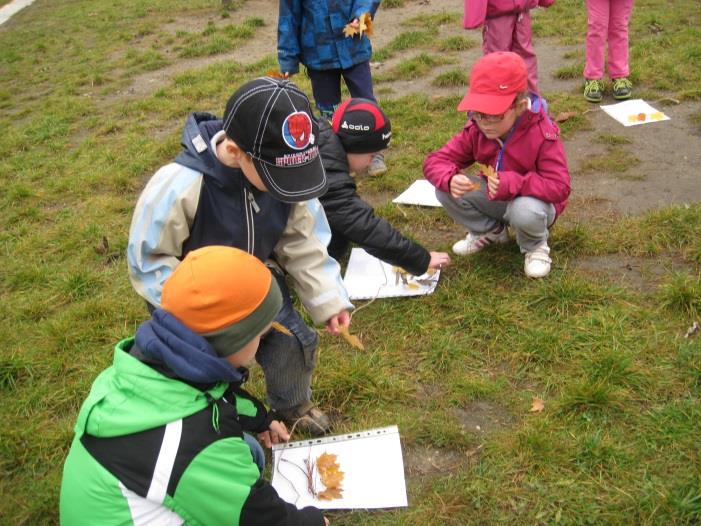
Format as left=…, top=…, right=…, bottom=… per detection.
left=469, top=102, right=517, bottom=123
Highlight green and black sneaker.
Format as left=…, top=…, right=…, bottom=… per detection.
left=583, top=79, right=604, bottom=103
left=612, top=77, right=633, bottom=100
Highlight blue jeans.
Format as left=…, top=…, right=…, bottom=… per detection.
left=308, top=61, right=375, bottom=118
left=243, top=432, right=266, bottom=473
left=255, top=271, right=319, bottom=411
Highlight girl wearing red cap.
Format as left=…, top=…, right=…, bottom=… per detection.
left=423, top=52, right=570, bottom=278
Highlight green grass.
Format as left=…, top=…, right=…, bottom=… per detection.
left=1, top=0, right=701, bottom=524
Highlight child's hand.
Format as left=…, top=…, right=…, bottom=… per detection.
left=349, top=17, right=360, bottom=28
left=428, top=252, right=451, bottom=270
left=326, top=309, right=351, bottom=335
left=449, top=173, right=477, bottom=198
left=258, top=420, right=290, bottom=448
left=487, top=172, right=500, bottom=198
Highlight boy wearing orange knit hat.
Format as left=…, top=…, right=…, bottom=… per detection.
left=61, top=246, right=329, bottom=526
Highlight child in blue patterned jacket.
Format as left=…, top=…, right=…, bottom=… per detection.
left=278, top=0, right=388, bottom=175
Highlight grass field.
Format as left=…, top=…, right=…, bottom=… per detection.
left=1, top=0, right=700, bottom=524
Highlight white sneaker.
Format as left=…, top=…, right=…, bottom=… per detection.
left=452, top=224, right=509, bottom=256
left=524, top=242, right=552, bottom=278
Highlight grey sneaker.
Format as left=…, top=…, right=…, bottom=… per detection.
left=277, top=401, right=331, bottom=436
left=584, top=79, right=604, bottom=103
left=367, top=153, right=387, bottom=176
left=612, top=77, right=633, bottom=100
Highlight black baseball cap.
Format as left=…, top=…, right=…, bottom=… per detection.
left=223, top=77, right=327, bottom=203
left=331, top=98, right=392, bottom=154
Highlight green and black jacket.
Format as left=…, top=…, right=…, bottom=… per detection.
left=60, top=334, right=323, bottom=526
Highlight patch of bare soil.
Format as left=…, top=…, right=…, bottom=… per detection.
left=403, top=444, right=468, bottom=479
left=568, top=253, right=691, bottom=292
left=453, top=401, right=514, bottom=436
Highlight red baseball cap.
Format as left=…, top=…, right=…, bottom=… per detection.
left=457, top=52, right=528, bottom=115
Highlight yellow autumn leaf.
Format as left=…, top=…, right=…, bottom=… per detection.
left=529, top=397, right=545, bottom=413
left=359, top=12, right=373, bottom=37
left=476, top=163, right=497, bottom=180
left=271, top=321, right=292, bottom=337
left=339, top=326, right=365, bottom=350
left=342, top=24, right=358, bottom=38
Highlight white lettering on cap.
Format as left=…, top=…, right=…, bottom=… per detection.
left=382, top=131, right=392, bottom=140
left=341, top=120, right=370, bottom=131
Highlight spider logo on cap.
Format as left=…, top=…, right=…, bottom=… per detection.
left=282, top=112, right=313, bottom=150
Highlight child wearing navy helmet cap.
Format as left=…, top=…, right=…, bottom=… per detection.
left=318, top=98, right=451, bottom=276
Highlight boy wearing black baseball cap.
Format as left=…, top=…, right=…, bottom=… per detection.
left=128, top=77, right=353, bottom=436
left=318, top=98, right=451, bottom=275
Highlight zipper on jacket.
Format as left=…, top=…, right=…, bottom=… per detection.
left=243, top=186, right=258, bottom=254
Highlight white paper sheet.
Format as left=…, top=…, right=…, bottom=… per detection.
left=600, top=99, right=670, bottom=127
left=392, top=179, right=442, bottom=207
left=272, top=426, right=408, bottom=510
left=342, top=248, right=440, bottom=300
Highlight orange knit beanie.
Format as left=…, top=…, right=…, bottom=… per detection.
left=161, top=246, right=282, bottom=355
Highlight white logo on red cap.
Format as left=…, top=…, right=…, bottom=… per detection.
left=282, top=112, right=313, bottom=150
left=499, top=84, right=508, bottom=90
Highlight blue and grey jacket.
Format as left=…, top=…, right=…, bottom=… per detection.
left=127, top=112, right=351, bottom=325
left=278, top=0, right=381, bottom=73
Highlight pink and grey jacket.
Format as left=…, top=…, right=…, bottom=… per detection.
left=423, top=95, right=570, bottom=218
left=464, top=0, right=555, bottom=29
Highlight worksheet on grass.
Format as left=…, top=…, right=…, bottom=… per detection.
left=342, top=248, right=441, bottom=300
left=392, top=179, right=442, bottom=207
left=600, top=99, right=670, bottom=126
left=271, top=426, right=408, bottom=510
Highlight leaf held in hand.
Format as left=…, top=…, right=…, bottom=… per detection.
left=476, top=162, right=497, bottom=180
left=529, top=397, right=545, bottom=413
left=358, top=12, right=373, bottom=37
left=266, top=69, right=285, bottom=79
left=271, top=321, right=293, bottom=337
left=339, top=326, right=365, bottom=350
left=342, top=24, right=358, bottom=37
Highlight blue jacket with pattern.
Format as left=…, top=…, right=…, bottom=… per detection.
left=278, top=0, right=381, bottom=74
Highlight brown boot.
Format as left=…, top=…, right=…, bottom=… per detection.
left=277, top=401, right=331, bottom=437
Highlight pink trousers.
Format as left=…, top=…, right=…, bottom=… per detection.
left=483, top=12, right=539, bottom=93
left=584, top=0, right=634, bottom=79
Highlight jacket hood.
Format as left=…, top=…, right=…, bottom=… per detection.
left=174, top=112, right=243, bottom=186
left=318, top=120, right=350, bottom=173
left=73, top=311, right=246, bottom=438
left=136, top=309, right=245, bottom=384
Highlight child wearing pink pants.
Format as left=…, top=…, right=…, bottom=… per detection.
left=464, top=0, right=555, bottom=94
left=583, top=0, right=634, bottom=102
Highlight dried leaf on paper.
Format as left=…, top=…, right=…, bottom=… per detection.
left=339, top=326, right=365, bottom=350
left=529, top=397, right=545, bottom=413
left=316, top=452, right=344, bottom=500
